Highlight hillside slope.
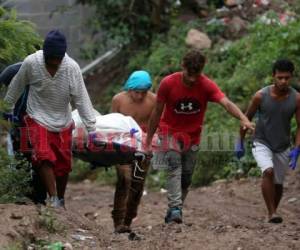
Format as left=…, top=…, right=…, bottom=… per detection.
left=1, top=170, right=299, bottom=249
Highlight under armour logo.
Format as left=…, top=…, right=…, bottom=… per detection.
left=174, top=98, right=201, bottom=115
left=181, top=102, right=193, bottom=111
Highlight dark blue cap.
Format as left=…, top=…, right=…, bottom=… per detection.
left=43, top=30, right=67, bottom=58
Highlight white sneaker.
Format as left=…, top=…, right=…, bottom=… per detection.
left=58, top=198, right=66, bottom=209
left=47, top=196, right=60, bottom=208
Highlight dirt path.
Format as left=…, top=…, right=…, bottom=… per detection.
left=63, top=171, right=300, bottom=250
left=1, top=170, right=300, bottom=249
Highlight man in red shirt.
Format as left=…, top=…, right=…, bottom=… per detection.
left=145, top=49, right=254, bottom=223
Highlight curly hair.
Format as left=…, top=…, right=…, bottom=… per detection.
left=182, top=50, right=206, bottom=75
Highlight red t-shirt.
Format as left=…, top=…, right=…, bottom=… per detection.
left=157, top=72, right=225, bottom=145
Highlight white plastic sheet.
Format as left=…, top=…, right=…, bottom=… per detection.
left=72, top=109, right=144, bottom=152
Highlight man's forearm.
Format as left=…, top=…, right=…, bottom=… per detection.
left=146, top=115, right=160, bottom=146
left=239, top=126, right=247, bottom=141
left=4, top=87, right=23, bottom=112
left=224, top=100, right=248, bottom=122
left=221, top=99, right=255, bottom=138
left=4, top=64, right=28, bottom=112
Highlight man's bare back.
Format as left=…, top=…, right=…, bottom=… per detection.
left=111, top=90, right=156, bottom=130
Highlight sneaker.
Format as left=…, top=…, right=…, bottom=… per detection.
left=47, top=196, right=60, bottom=208
left=47, top=196, right=65, bottom=209
left=58, top=198, right=66, bottom=209
left=165, top=207, right=182, bottom=224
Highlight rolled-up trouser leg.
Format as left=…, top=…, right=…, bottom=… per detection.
left=181, top=147, right=198, bottom=204
left=165, top=150, right=183, bottom=209
left=112, top=165, right=132, bottom=227
left=31, top=168, right=47, bottom=204
left=124, top=158, right=150, bottom=226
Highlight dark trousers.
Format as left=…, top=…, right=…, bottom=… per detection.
left=11, top=126, right=47, bottom=204
left=112, top=158, right=150, bottom=227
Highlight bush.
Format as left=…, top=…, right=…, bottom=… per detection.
left=145, top=169, right=167, bottom=191
left=0, top=148, right=32, bottom=203
left=192, top=139, right=260, bottom=187
left=205, top=10, right=300, bottom=102
left=69, top=159, right=92, bottom=182
left=127, top=19, right=197, bottom=89
left=0, top=7, right=41, bottom=71
left=0, top=7, right=41, bottom=202
left=96, top=167, right=117, bottom=186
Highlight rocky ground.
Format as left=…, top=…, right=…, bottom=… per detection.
left=1, top=169, right=299, bottom=249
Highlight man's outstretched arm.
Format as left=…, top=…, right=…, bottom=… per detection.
left=218, top=96, right=255, bottom=132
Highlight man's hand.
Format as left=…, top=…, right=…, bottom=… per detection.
left=143, top=135, right=153, bottom=157
left=87, top=131, right=107, bottom=150
left=144, top=142, right=152, bottom=155
left=240, top=119, right=255, bottom=132
left=235, top=139, right=245, bottom=159
left=2, top=112, right=19, bottom=123
left=289, top=147, right=300, bottom=170
left=87, top=131, right=97, bottom=148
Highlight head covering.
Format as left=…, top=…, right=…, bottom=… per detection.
left=123, top=70, right=152, bottom=91
left=43, top=30, right=67, bottom=58
left=0, top=62, right=22, bottom=87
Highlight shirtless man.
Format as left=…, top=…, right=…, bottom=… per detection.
left=111, top=70, right=156, bottom=233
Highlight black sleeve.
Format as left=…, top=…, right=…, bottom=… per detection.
left=0, top=62, right=22, bottom=87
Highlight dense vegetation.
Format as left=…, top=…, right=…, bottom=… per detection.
left=94, top=6, right=300, bottom=186
left=76, top=0, right=224, bottom=60
left=0, top=7, right=41, bottom=202
left=2, top=2, right=300, bottom=193
left=0, top=7, right=41, bottom=71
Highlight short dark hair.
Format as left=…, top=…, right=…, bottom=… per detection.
left=272, top=59, right=295, bottom=74
left=182, top=50, right=206, bottom=75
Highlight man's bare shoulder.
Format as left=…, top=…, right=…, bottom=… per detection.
left=253, top=89, right=263, bottom=100
left=147, top=91, right=156, bottom=101
left=112, top=91, right=128, bottom=102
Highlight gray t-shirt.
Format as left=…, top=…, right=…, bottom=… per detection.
left=254, top=85, right=297, bottom=152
